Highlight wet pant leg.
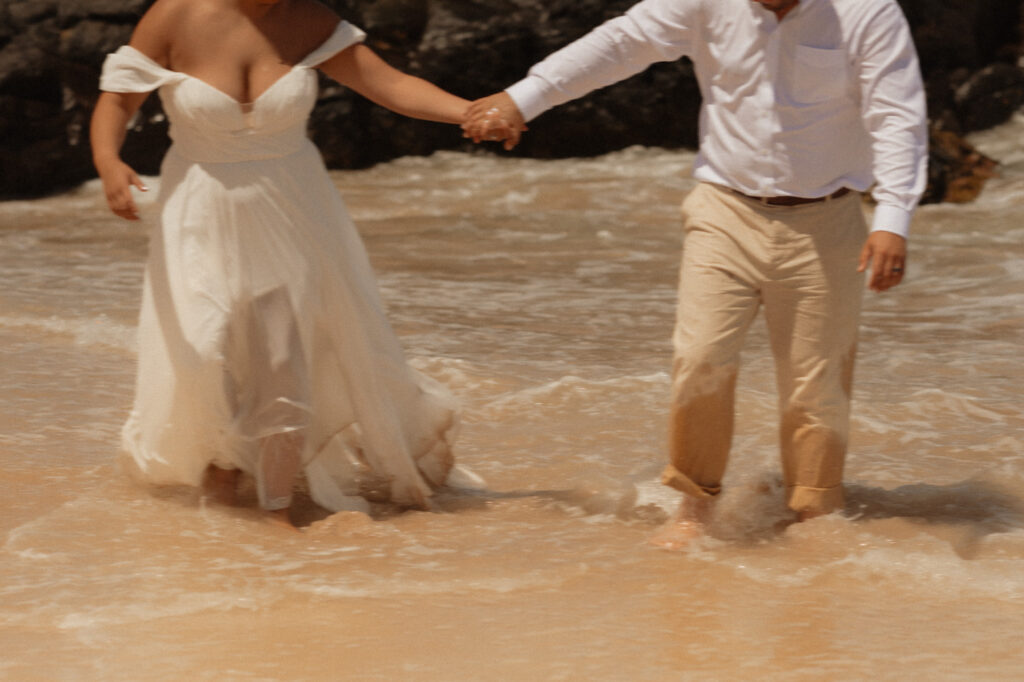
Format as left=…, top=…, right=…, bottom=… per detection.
left=662, top=184, right=866, bottom=514
left=760, top=191, right=866, bottom=514
left=662, top=184, right=763, bottom=499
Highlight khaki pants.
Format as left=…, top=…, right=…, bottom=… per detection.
left=661, top=183, right=867, bottom=514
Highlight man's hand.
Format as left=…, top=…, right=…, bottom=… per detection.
left=462, top=92, right=527, bottom=151
left=857, top=231, right=907, bottom=292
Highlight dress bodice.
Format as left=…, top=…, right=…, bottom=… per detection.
left=100, top=22, right=366, bottom=163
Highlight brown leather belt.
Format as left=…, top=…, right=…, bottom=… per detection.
left=732, top=186, right=851, bottom=206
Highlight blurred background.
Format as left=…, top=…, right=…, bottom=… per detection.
left=1, top=0, right=1022, bottom=202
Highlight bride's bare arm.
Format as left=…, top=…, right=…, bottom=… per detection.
left=90, top=91, right=151, bottom=221
left=318, top=44, right=470, bottom=125
left=89, top=0, right=176, bottom=220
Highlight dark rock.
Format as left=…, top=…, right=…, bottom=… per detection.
left=360, top=0, right=429, bottom=48
left=896, top=0, right=1022, bottom=70
left=57, top=0, right=152, bottom=27
left=0, top=23, right=59, bottom=94
left=8, top=0, right=57, bottom=26
left=955, top=63, right=1024, bottom=132
left=60, top=20, right=134, bottom=66
left=0, top=3, right=13, bottom=49
left=925, top=128, right=1000, bottom=204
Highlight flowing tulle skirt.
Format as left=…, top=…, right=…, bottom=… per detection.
left=121, top=141, right=458, bottom=512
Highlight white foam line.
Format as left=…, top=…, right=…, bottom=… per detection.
left=483, top=372, right=669, bottom=410
left=0, top=314, right=136, bottom=351
left=56, top=591, right=261, bottom=630
left=289, top=569, right=573, bottom=599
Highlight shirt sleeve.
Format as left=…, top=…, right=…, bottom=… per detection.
left=506, top=0, right=696, bottom=122
left=855, top=1, right=928, bottom=238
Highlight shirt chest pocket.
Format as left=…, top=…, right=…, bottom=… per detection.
left=789, top=45, right=849, bottom=104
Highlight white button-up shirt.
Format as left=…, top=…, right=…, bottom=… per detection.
left=506, top=0, right=928, bottom=237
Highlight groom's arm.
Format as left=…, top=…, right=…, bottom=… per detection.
left=464, top=0, right=694, bottom=145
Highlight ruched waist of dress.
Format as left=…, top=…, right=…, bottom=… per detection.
left=167, top=126, right=312, bottom=164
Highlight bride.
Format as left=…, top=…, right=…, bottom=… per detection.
left=91, top=0, right=488, bottom=527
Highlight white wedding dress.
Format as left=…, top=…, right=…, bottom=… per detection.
left=100, top=21, right=460, bottom=512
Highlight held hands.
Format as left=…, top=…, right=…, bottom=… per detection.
left=858, top=231, right=907, bottom=292
left=98, top=158, right=148, bottom=220
left=462, top=92, right=527, bottom=151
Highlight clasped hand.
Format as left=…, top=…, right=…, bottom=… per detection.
left=462, top=92, right=527, bottom=151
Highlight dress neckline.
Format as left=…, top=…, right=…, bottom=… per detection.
left=121, top=19, right=351, bottom=106
left=185, top=66, right=302, bottom=107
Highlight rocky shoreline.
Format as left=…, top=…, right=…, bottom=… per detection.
left=1, top=0, right=1022, bottom=201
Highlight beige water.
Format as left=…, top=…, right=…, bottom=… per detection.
left=2, top=116, right=1024, bottom=681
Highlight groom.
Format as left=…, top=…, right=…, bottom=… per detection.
left=464, top=0, right=927, bottom=545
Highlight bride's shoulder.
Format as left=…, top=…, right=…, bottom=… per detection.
left=126, top=0, right=193, bottom=65
left=129, top=0, right=234, bottom=63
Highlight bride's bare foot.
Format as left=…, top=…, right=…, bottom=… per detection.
left=649, top=495, right=715, bottom=550
left=265, top=507, right=299, bottom=532
left=202, top=465, right=240, bottom=506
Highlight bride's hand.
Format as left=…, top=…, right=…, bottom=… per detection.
left=97, top=158, right=148, bottom=220
left=462, top=93, right=527, bottom=151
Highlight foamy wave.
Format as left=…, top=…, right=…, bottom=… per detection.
left=480, top=372, right=669, bottom=417
left=57, top=590, right=262, bottom=630
left=407, top=355, right=503, bottom=394
left=905, top=388, right=1012, bottom=422
left=337, top=146, right=696, bottom=222
left=677, top=517, right=1024, bottom=599
left=833, top=545, right=1024, bottom=598
left=289, top=569, right=575, bottom=599
left=0, top=314, right=136, bottom=351
left=0, top=176, right=160, bottom=220
left=968, top=111, right=1024, bottom=167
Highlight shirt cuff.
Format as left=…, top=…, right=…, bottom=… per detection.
left=505, top=78, right=553, bottom=123
left=870, top=203, right=912, bottom=239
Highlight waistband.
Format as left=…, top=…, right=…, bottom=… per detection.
left=731, top=187, right=852, bottom=206
left=167, top=129, right=311, bottom=164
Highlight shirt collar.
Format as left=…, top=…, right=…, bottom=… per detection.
left=751, top=0, right=817, bottom=24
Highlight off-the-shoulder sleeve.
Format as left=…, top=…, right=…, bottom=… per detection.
left=100, top=46, right=185, bottom=93
left=299, top=21, right=367, bottom=67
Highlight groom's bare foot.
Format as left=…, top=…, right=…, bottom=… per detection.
left=648, top=495, right=715, bottom=550
left=796, top=508, right=826, bottom=523
left=648, top=518, right=707, bottom=549
left=202, top=465, right=240, bottom=506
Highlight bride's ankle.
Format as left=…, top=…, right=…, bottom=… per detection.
left=265, top=507, right=298, bottom=531
left=202, top=465, right=240, bottom=505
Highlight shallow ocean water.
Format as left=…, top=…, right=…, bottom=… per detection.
left=2, top=115, right=1024, bottom=680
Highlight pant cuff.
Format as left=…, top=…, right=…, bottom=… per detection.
left=786, top=484, right=844, bottom=515
left=660, top=464, right=721, bottom=499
